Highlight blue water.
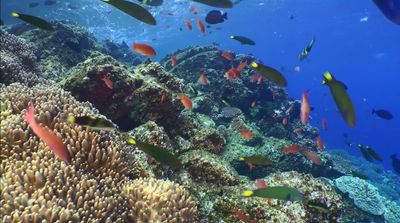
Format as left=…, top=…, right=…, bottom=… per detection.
left=1, top=0, right=399, bottom=172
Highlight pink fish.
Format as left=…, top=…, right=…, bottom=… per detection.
left=25, top=102, right=70, bottom=163
left=282, top=117, right=288, bottom=126
left=321, top=118, right=327, bottom=130
left=300, top=90, right=311, bottom=124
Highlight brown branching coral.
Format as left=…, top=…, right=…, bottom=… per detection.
left=0, top=83, right=197, bottom=222
left=123, top=178, right=198, bottom=222
left=0, top=29, right=43, bottom=86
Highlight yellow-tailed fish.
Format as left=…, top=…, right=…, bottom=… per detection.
left=101, top=0, right=156, bottom=25
left=11, top=12, right=54, bottom=32
left=251, top=62, right=287, bottom=87
left=242, top=186, right=303, bottom=202
left=322, top=71, right=355, bottom=127
left=67, top=116, right=115, bottom=131
left=128, top=138, right=181, bottom=170
left=299, top=37, right=315, bottom=61
left=239, top=155, right=273, bottom=166
left=193, top=0, right=233, bottom=8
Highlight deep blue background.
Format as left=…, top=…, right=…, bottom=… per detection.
left=1, top=0, right=399, bottom=171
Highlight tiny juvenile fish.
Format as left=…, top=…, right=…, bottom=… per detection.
left=101, top=0, right=156, bottom=25
left=128, top=138, right=181, bottom=170
left=25, top=102, right=70, bottom=163
left=11, top=12, right=54, bottom=32
left=179, top=93, right=193, bottom=109
left=67, top=115, right=115, bottom=131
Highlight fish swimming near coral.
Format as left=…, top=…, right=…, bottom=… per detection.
left=242, top=186, right=304, bottom=202
left=321, top=118, right=327, bottom=130
left=239, top=155, right=273, bottom=166
left=184, top=19, right=193, bottom=30
left=365, top=145, right=383, bottom=161
left=25, top=102, right=70, bottom=163
left=316, top=135, right=324, bottom=152
left=67, top=115, right=115, bottom=131
left=132, top=43, right=157, bottom=56
left=100, top=75, right=113, bottom=89
left=239, top=129, right=253, bottom=140
left=250, top=62, right=287, bottom=87
left=101, top=0, right=156, bottom=25
left=206, top=10, right=228, bottom=24
left=306, top=201, right=330, bottom=213
left=300, top=90, right=311, bottom=124
left=11, top=12, right=54, bottom=32
left=128, top=138, right=181, bottom=170
left=357, top=144, right=374, bottom=162
left=282, top=144, right=321, bottom=165
left=171, top=55, right=177, bottom=67
left=197, top=19, right=206, bottom=33
left=230, top=35, right=256, bottom=45
left=322, top=71, right=355, bottom=127
left=178, top=93, right=193, bottom=109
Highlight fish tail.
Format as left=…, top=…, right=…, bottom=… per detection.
left=372, top=109, right=375, bottom=114
left=223, top=12, right=228, bottom=20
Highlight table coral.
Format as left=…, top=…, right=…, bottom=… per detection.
left=0, top=83, right=197, bottom=222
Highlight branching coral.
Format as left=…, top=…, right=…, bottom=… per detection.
left=0, top=83, right=197, bottom=222
left=0, top=29, right=43, bottom=86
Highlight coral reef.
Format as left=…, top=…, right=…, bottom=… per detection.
left=0, top=29, right=43, bottom=86
left=62, top=52, right=182, bottom=131
left=180, top=150, right=240, bottom=186
left=0, top=83, right=197, bottom=222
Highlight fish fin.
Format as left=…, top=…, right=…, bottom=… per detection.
left=223, top=12, right=228, bottom=20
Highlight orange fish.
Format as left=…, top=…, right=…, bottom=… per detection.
left=300, top=90, right=311, bottom=124
left=221, top=51, right=234, bottom=61
left=178, top=93, right=192, bottom=109
left=101, top=75, right=113, bottom=89
left=299, top=149, right=322, bottom=165
left=197, top=19, right=206, bottom=33
left=282, top=144, right=301, bottom=154
left=251, top=100, right=256, bottom=108
left=184, top=19, right=192, bottom=31
left=25, top=102, right=70, bottom=164
left=316, top=135, right=324, bottom=151
left=321, top=118, right=327, bottom=130
left=236, top=60, right=248, bottom=72
left=255, top=179, right=268, bottom=189
left=171, top=55, right=177, bottom=67
left=282, top=117, right=288, bottom=126
left=132, top=43, right=156, bottom=57
left=225, top=66, right=240, bottom=80
left=198, top=74, right=209, bottom=85
left=240, top=129, right=253, bottom=140
left=160, top=93, right=167, bottom=103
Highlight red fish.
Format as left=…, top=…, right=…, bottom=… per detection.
left=184, top=19, right=192, bottom=31
left=300, top=90, right=311, bottom=124
left=255, top=179, right=268, bottom=189
left=160, top=93, right=167, bottom=103
left=249, top=74, right=263, bottom=84
left=198, top=74, right=209, bottom=85
left=221, top=51, right=234, bottom=61
left=282, top=117, right=288, bottom=126
left=316, top=135, right=324, bottom=151
left=321, top=118, right=327, bottom=130
left=299, top=149, right=322, bottom=165
left=251, top=100, right=256, bottom=108
left=101, top=75, right=113, bottom=89
left=171, top=55, right=177, bottom=67
left=178, top=93, right=192, bottom=109
left=132, top=43, right=156, bottom=56
left=240, top=129, right=253, bottom=140
left=25, top=102, right=70, bottom=164
left=236, top=60, right=248, bottom=72
left=282, top=144, right=301, bottom=154
left=225, top=66, right=240, bottom=80
left=197, top=19, right=206, bottom=34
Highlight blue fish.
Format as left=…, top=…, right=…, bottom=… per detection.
left=205, top=10, right=228, bottom=24
left=373, top=0, right=400, bottom=25
left=29, top=2, right=40, bottom=8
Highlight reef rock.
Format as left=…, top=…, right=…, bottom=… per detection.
left=62, top=52, right=182, bottom=131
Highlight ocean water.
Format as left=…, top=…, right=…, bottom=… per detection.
left=1, top=0, right=400, bottom=222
